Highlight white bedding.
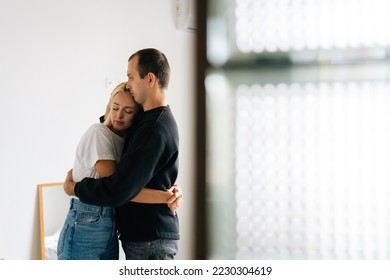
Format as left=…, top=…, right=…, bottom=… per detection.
left=44, top=230, right=60, bottom=260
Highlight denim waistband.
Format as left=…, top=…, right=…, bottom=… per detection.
left=70, top=198, right=114, bottom=216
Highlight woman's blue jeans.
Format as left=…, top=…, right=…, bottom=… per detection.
left=57, top=198, right=119, bottom=260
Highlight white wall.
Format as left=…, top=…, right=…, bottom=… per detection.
left=0, top=0, right=196, bottom=260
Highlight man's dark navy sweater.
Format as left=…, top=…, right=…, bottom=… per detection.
left=74, top=106, right=179, bottom=241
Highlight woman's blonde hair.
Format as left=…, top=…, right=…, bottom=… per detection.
left=103, top=82, right=139, bottom=126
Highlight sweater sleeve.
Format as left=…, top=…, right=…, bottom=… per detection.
left=74, top=128, right=167, bottom=208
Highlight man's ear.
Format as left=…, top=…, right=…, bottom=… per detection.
left=147, top=72, right=157, bottom=86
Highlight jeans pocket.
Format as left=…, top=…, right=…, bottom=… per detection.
left=156, top=239, right=178, bottom=260
left=76, top=212, right=101, bottom=225
left=57, top=223, right=68, bottom=256
left=123, top=240, right=178, bottom=260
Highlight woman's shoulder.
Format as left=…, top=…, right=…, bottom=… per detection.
left=90, top=123, right=124, bottom=142
left=89, top=122, right=107, bottom=130
left=84, top=123, right=111, bottom=137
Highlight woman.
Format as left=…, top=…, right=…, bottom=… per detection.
left=57, top=83, right=176, bottom=260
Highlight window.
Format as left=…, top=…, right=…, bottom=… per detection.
left=205, top=0, right=390, bottom=259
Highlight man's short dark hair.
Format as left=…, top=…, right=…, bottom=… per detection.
left=129, top=48, right=170, bottom=90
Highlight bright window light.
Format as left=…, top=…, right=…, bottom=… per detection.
left=235, top=81, right=390, bottom=259
left=235, top=0, right=390, bottom=52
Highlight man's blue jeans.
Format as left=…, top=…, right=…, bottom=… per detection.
left=121, top=239, right=178, bottom=260
left=57, top=198, right=119, bottom=260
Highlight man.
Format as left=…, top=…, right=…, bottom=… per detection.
left=64, top=48, right=181, bottom=260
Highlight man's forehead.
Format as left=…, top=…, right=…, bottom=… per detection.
left=127, top=63, right=136, bottom=74
left=129, top=55, right=139, bottom=64
left=127, top=58, right=138, bottom=70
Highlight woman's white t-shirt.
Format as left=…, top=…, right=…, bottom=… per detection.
left=72, top=123, right=124, bottom=182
